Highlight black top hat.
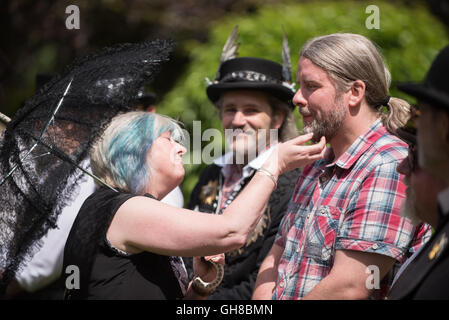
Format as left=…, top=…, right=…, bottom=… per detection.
left=206, top=57, right=296, bottom=108
left=397, top=45, right=449, bottom=111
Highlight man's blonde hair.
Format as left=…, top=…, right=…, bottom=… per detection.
left=300, top=33, right=410, bottom=133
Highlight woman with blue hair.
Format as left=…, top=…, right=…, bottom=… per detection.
left=63, top=111, right=326, bottom=299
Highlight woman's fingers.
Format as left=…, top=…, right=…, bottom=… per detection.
left=289, top=135, right=325, bottom=157
left=204, top=253, right=225, bottom=265
left=288, top=136, right=326, bottom=167
left=290, top=132, right=314, bottom=145
left=311, top=136, right=326, bottom=152
left=300, top=136, right=326, bottom=155
left=265, top=134, right=326, bottom=175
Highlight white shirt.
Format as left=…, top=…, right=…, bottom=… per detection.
left=15, top=161, right=95, bottom=292
left=161, top=185, right=184, bottom=208
left=213, top=145, right=277, bottom=176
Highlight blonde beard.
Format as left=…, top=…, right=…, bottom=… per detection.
left=301, top=95, right=346, bottom=143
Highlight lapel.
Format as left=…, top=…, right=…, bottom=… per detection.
left=388, top=218, right=449, bottom=299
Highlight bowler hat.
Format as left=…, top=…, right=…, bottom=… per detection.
left=397, top=45, right=449, bottom=111
left=206, top=57, right=296, bottom=108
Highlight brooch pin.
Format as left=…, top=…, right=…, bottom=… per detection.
left=199, top=180, right=218, bottom=206
left=428, top=233, right=448, bottom=260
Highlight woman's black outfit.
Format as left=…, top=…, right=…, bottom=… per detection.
left=63, top=187, right=188, bottom=300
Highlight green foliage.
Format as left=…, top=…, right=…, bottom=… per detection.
left=158, top=0, right=449, bottom=202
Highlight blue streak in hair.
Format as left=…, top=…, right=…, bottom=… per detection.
left=107, top=113, right=178, bottom=194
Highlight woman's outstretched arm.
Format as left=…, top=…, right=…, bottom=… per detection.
left=107, top=134, right=326, bottom=258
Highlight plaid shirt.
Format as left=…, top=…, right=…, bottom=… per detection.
left=273, top=119, right=432, bottom=300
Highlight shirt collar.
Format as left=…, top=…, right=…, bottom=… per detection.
left=331, top=118, right=384, bottom=170
left=213, top=144, right=277, bottom=178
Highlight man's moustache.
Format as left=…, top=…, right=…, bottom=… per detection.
left=229, top=128, right=257, bottom=136
left=299, top=107, right=312, bottom=117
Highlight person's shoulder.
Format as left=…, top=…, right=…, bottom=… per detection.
left=86, top=186, right=125, bottom=201
left=80, top=187, right=134, bottom=215
left=369, top=128, right=408, bottom=165
left=373, top=125, right=407, bottom=149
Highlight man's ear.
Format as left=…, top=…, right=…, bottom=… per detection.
left=347, top=80, right=366, bottom=107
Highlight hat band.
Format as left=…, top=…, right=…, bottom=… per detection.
left=217, top=70, right=295, bottom=92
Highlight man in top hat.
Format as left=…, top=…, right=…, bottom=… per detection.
left=388, top=45, right=449, bottom=299
left=185, top=27, right=302, bottom=299
left=253, top=33, right=431, bottom=300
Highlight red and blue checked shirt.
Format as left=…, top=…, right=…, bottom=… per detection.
left=273, top=119, right=432, bottom=300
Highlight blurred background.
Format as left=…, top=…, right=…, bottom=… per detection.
left=1, top=0, right=448, bottom=201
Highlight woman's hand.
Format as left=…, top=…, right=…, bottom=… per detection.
left=193, top=254, right=225, bottom=283
left=262, top=133, right=326, bottom=177
left=184, top=254, right=225, bottom=300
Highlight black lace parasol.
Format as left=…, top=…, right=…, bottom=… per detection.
left=0, top=39, right=174, bottom=296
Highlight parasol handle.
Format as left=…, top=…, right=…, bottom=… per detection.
left=0, top=112, right=11, bottom=125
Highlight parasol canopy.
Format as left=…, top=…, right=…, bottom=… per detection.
left=0, top=39, right=174, bottom=295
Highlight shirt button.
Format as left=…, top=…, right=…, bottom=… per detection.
left=372, top=243, right=379, bottom=250
left=279, top=282, right=285, bottom=288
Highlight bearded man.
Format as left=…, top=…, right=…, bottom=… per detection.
left=185, top=27, right=303, bottom=299
left=253, top=33, right=431, bottom=300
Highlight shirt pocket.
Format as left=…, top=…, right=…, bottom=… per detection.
left=304, top=206, right=342, bottom=266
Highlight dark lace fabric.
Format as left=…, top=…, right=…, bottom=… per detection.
left=0, top=39, right=174, bottom=295
left=63, top=187, right=186, bottom=300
